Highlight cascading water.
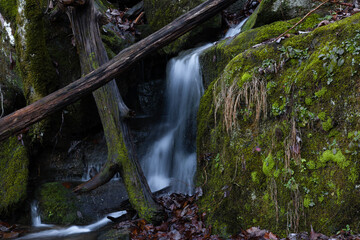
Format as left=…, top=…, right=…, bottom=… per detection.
left=142, top=44, right=212, bottom=194
left=142, top=18, right=248, bottom=195
left=20, top=202, right=125, bottom=239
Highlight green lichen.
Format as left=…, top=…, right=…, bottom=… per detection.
left=0, top=137, right=29, bottom=215
left=39, top=182, right=78, bottom=224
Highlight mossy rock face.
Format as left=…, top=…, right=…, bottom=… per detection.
left=38, top=182, right=79, bottom=225
left=0, top=137, right=29, bottom=215
left=143, top=0, right=221, bottom=54
left=197, top=13, right=360, bottom=237
left=0, top=23, right=25, bottom=115
left=200, top=13, right=323, bottom=89
left=0, top=0, right=17, bottom=22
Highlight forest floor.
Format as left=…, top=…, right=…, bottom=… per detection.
left=114, top=189, right=360, bottom=240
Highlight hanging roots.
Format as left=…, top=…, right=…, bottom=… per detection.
left=214, top=75, right=267, bottom=133
left=284, top=117, right=302, bottom=169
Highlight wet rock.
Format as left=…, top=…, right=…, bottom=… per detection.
left=242, top=0, right=323, bottom=31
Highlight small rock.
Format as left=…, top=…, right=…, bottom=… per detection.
left=77, top=211, right=83, bottom=218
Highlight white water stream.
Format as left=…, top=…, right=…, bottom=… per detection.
left=20, top=202, right=125, bottom=239
left=142, top=18, right=248, bottom=195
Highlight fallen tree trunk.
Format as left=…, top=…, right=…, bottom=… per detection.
left=0, top=0, right=236, bottom=142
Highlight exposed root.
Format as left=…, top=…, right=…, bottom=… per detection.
left=284, top=118, right=302, bottom=169
left=73, top=162, right=118, bottom=192
left=270, top=178, right=279, bottom=224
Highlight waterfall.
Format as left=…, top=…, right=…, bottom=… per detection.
left=31, top=201, right=53, bottom=228
left=142, top=44, right=212, bottom=194
left=142, top=18, right=248, bottom=195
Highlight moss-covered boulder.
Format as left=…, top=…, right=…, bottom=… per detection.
left=197, top=13, right=360, bottom=237
left=143, top=0, right=221, bottom=54
left=38, top=182, right=79, bottom=225
left=0, top=137, right=29, bottom=215
left=200, top=13, right=322, bottom=88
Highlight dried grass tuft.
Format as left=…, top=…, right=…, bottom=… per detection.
left=214, top=75, right=268, bottom=134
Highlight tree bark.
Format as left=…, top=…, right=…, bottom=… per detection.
left=63, top=0, right=164, bottom=223
left=0, top=0, right=237, bottom=142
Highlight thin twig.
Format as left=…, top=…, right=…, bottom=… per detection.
left=314, top=0, right=353, bottom=7
left=275, top=0, right=330, bottom=41
left=0, top=86, right=4, bottom=119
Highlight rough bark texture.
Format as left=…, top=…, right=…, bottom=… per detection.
left=64, top=0, right=164, bottom=223
left=0, top=0, right=237, bottom=142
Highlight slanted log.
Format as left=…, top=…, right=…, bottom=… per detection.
left=0, top=0, right=237, bottom=142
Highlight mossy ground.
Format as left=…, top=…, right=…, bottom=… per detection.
left=197, top=13, right=360, bottom=237
left=0, top=137, right=29, bottom=215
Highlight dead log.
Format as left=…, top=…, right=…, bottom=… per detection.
left=0, top=0, right=236, bottom=142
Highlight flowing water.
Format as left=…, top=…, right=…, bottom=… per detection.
left=20, top=202, right=126, bottom=240
left=142, top=44, right=212, bottom=194
left=142, top=17, right=248, bottom=195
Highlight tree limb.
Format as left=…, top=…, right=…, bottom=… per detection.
left=0, top=0, right=237, bottom=142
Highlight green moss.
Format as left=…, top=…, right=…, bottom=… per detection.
left=251, top=171, right=259, bottom=183
left=39, top=182, right=78, bottom=224
left=307, top=160, right=316, bottom=170
left=0, top=137, right=29, bottom=214
left=321, top=117, right=333, bottom=132
left=318, top=112, right=326, bottom=121
left=0, top=0, right=18, bottom=22
left=315, top=87, right=327, bottom=98
left=20, top=0, right=58, bottom=102
left=263, top=153, right=275, bottom=176
left=240, top=72, right=252, bottom=85
left=305, top=97, right=313, bottom=106
left=320, top=150, right=348, bottom=169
